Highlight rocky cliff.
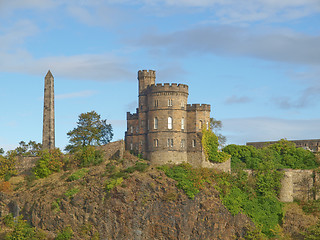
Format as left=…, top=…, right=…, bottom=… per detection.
left=0, top=155, right=252, bottom=240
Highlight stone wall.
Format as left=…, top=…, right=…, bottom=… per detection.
left=15, top=156, right=39, bottom=175
left=247, top=139, right=320, bottom=152
left=279, top=169, right=318, bottom=202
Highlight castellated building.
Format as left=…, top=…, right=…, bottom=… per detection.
left=125, top=70, right=230, bottom=170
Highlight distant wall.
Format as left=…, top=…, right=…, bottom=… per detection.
left=279, top=169, right=318, bottom=202
left=247, top=139, right=320, bottom=152
left=15, top=156, right=39, bottom=175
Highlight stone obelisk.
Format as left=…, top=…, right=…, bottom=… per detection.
left=42, top=70, right=55, bottom=150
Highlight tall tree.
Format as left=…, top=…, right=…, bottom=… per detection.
left=210, top=117, right=227, bottom=147
left=66, top=111, right=113, bottom=152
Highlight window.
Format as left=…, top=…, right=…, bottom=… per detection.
left=206, top=121, right=209, bottom=130
left=130, top=126, right=133, bottom=133
left=168, top=99, right=173, bottom=106
left=136, top=127, right=139, bottom=133
left=141, top=120, right=144, bottom=128
left=154, top=117, right=158, bottom=129
left=140, top=141, right=143, bottom=146
left=181, top=118, right=185, bottom=130
left=167, top=139, right=173, bottom=147
left=199, top=120, right=202, bottom=130
left=181, top=139, right=185, bottom=148
left=181, top=101, right=184, bottom=108
left=148, top=120, right=150, bottom=130
left=168, top=117, right=173, bottom=129
left=154, top=99, right=158, bottom=107
left=154, top=139, right=158, bottom=147
left=130, top=143, right=133, bottom=150
left=192, top=139, right=196, bottom=147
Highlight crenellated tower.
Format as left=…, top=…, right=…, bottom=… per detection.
left=125, top=70, right=220, bottom=168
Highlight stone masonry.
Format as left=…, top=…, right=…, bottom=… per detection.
left=42, top=70, right=55, bottom=150
left=247, top=139, right=320, bottom=152
left=125, top=70, right=230, bottom=171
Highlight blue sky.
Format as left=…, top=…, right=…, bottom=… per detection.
left=1, top=0, right=320, bottom=152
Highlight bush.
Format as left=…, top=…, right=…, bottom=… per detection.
left=158, top=163, right=214, bottom=199
left=105, top=177, right=123, bottom=191
left=55, top=226, right=73, bottom=240
left=0, top=152, right=17, bottom=180
left=0, top=181, right=12, bottom=192
left=4, top=215, right=36, bottom=240
left=64, top=187, right=80, bottom=198
left=74, top=146, right=104, bottom=167
left=34, top=149, right=64, bottom=178
left=303, top=221, right=320, bottom=240
left=223, top=139, right=318, bottom=170
left=202, top=129, right=230, bottom=163
left=67, top=168, right=89, bottom=181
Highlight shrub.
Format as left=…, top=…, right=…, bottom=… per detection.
left=158, top=163, right=214, bottom=199
left=74, top=146, right=104, bottom=167
left=64, top=187, right=80, bottom=198
left=34, top=149, right=64, bottom=178
left=0, top=152, right=17, bottom=180
left=0, top=181, right=12, bottom=192
left=67, top=168, right=89, bottom=181
left=303, top=221, right=320, bottom=240
left=4, top=215, right=36, bottom=240
left=55, top=226, right=73, bottom=240
left=105, top=177, right=123, bottom=191
left=202, top=129, right=230, bottom=163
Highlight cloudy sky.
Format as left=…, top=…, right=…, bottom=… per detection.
left=1, top=0, right=320, bottom=151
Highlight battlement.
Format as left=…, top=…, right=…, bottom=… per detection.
left=187, top=104, right=211, bottom=111
left=148, top=83, right=189, bottom=94
left=138, top=70, right=156, bottom=78
left=126, top=112, right=138, bottom=120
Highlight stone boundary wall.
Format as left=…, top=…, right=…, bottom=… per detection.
left=15, top=156, right=39, bottom=175
left=245, top=169, right=319, bottom=202
left=247, top=139, right=320, bottom=152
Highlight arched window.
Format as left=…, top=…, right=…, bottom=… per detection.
left=199, top=120, right=202, bottom=130
left=154, top=117, right=158, bottom=129
left=181, top=118, right=185, bottom=130
left=130, top=126, right=133, bottom=133
left=168, top=99, right=173, bottom=106
left=154, top=139, right=158, bottom=147
left=168, top=117, right=173, bottom=129
left=206, top=121, right=209, bottom=130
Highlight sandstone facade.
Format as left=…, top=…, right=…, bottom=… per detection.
left=125, top=70, right=228, bottom=170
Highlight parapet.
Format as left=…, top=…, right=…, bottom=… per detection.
left=138, top=70, right=156, bottom=79
left=148, top=83, right=189, bottom=94
left=127, top=112, right=138, bottom=120
left=187, top=104, right=211, bottom=111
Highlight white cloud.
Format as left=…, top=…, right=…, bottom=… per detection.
left=0, top=51, right=133, bottom=82
left=222, top=117, right=320, bottom=145
left=134, top=26, right=320, bottom=66
left=225, top=95, right=251, bottom=105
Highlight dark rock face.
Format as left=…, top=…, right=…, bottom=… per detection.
left=1, top=168, right=252, bottom=239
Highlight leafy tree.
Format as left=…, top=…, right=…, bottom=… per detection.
left=0, top=148, right=4, bottom=155
left=202, top=129, right=230, bottom=163
left=15, top=140, right=42, bottom=156
left=0, top=151, right=17, bottom=180
left=33, top=149, right=64, bottom=178
left=210, top=117, right=226, bottom=147
left=65, top=111, right=113, bottom=152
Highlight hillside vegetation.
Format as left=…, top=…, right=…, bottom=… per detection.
left=0, top=139, right=320, bottom=239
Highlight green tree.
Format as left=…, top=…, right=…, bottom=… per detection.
left=65, top=111, right=113, bottom=152
left=210, top=117, right=226, bottom=147
left=15, top=140, right=42, bottom=156
left=0, top=148, right=4, bottom=155
left=33, top=149, right=64, bottom=178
